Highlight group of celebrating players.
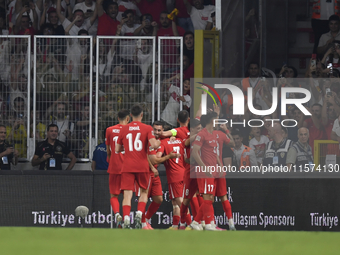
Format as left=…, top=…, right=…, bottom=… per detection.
left=106, top=103, right=236, bottom=231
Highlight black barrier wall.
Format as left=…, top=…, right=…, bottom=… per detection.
left=0, top=171, right=339, bottom=231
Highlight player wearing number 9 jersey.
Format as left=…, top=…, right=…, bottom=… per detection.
left=116, top=105, right=160, bottom=229
left=105, top=109, right=130, bottom=228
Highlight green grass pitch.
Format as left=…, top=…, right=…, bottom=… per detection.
left=1, top=227, right=339, bottom=255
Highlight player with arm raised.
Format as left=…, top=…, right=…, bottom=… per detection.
left=140, top=121, right=180, bottom=229
left=115, top=105, right=160, bottom=229
left=105, top=109, right=130, bottom=228
left=162, top=110, right=190, bottom=140
left=191, top=111, right=222, bottom=231
left=157, top=127, right=185, bottom=230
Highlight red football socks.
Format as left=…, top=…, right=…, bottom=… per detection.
left=186, top=212, right=192, bottom=225
left=137, top=202, right=146, bottom=214
left=222, top=200, right=233, bottom=219
left=145, top=201, right=161, bottom=220
left=180, top=204, right=189, bottom=224
left=203, top=200, right=214, bottom=224
left=123, top=205, right=131, bottom=218
left=173, top=215, right=180, bottom=226
left=194, top=204, right=204, bottom=223
left=190, top=197, right=199, bottom=218
left=110, top=197, right=120, bottom=215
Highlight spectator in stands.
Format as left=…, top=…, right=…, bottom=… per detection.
left=30, top=110, right=46, bottom=142
left=183, top=31, right=194, bottom=63
left=156, top=11, right=185, bottom=71
left=91, top=129, right=108, bottom=171
left=97, top=0, right=119, bottom=36
left=117, top=9, right=140, bottom=61
left=286, top=128, right=313, bottom=171
left=40, top=7, right=65, bottom=35
left=317, top=15, right=340, bottom=57
left=249, top=126, right=269, bottom=166
left=0, top=124, right=18, bottom=170
left=311, top=1, right=340, bottom=54
left=173, top=0, right=194, bottom=32
left=116, top=0, right=141, bottom=22
left=134, top=39, right=154, bottom=92
left=183, top=0, right=214, bottom=30
left=321, top=43, right=340, bottom=72
left=72, top=0, right=98, bottom=35
left=32, top=124, right=77, bottom=170
left=135, top=0, right=166, bottom=26
left=161, top=74, right=191, bottom=127
left=74, top=104, right=93, bottom=158
left=49, top=102, right=75, bottom=144
left=57, top=0, right=97, bottom=36
left=5, top=112, right=27, bottom=158
left=303, top=103, right=326, bottom=155
left=321, top=92, right=340, bottom=140
left=242, top=62, right=260, bottom=96
left=134, top=13, right=158, bottom=36
left=172, top=54, right=194, bottom=82
left=231, top=129, right=257, bottom=169
left=13, top=3, right=38, bottom=36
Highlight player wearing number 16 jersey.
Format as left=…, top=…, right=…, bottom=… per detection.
left=116, top=105, right=160, bottom=229
left=106, top=109, right=130, bottom=228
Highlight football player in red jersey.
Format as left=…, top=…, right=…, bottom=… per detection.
left=157, top=127, right=186, bottom=230
left=106, top=109, right=130, bottom=228
left=214, top=121, right=236, bottom=230
left=162, top=110, right=190, bottom=140
left=179, top=118, right=202, bottom=229
left=116, top=105, right=160, bottom=229
left=140, top=121, right=180, bottom=229
left=191, top=111, right=222, bottom=231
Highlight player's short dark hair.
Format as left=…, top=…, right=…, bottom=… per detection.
left=189, top=118, right=200, bottom=129
left=0, top=124, right=5, bottom=129
left=200, top=111, right=217, bottom=128
left=123, top=9, right=134, bottom=17
left=177, top=110, right=189, bottom=124
left=329, top=14, right=340, bottom=22
left=118, top=109, right=130, bottom=120
left=130, top=104, right=143, bottom=117
left=163, top=124, right=172, bottom=131
left=103, top=0, right=118, bottom=14
left=153, top=121, right=164, bottom=127
left=47, top=124, right=58, bottom=131
left=78, top=29, right=89, bottom=35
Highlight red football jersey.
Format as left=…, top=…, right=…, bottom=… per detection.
left=117, top=121, right=155, bottom=173
left=148, top=140, right=160, bottom=177
left=214, top=130, right=231, bottom=163
left=158, top=138, right=185, bottom=184
left=106, top=124, right=124, bottom=174
left=182, top=139, right=190, bottom=172
left=173, top=126, right=190, bottom=141
left=193, top=128, right=218, bottom=167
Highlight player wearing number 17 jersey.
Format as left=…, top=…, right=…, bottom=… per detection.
left=105, top=109, right=130, bottom=228
left=192, top=112, right=222, bottom=231
left=116, top=105, right=160, bottom=229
